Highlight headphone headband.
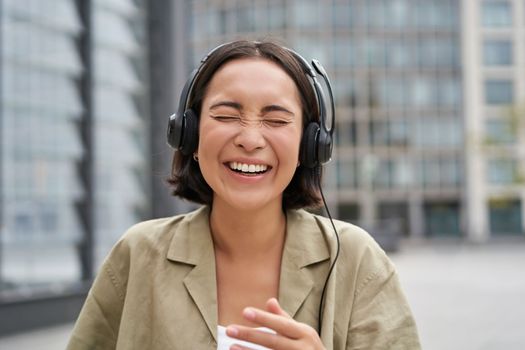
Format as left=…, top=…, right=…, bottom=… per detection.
left=167, top=41, right=335, bottom=167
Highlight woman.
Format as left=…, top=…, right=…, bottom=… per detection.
left=68, top=40, right=420, bottom=349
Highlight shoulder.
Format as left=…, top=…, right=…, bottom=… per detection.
left=292, top=209, right=384, bottom=256
left=107, top=206, right=209, bottom=263
left=292, top=209, right=395, bottom=281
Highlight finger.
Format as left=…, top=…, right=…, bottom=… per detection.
left=265, top=298, right=292, bottom=318
left=229, top=345, right=254, bottom=350
left=227, top=324, right=296, bottom=350
left=242, top=307, right=305, bottom=339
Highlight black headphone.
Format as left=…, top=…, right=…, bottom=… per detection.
left=167, top=42, right=335, bottom=169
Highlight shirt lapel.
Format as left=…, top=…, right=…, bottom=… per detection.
left=166, top=206, right=218, bottom=342
left=279, top=209, right=331, bottom=318
left=165, top=207, right=332, bottom=342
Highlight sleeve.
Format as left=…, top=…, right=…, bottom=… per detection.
left=345, top=257, right=421, bottom=350
left=66, top=257, right=127, bottom=350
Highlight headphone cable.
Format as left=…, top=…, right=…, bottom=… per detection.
left=316, top=166, right=340, bottom=336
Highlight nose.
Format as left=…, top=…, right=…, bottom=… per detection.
left=233, top=125, right=267, bottom=152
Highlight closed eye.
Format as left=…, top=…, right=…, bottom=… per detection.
left=264, top=119, right=291, bottom=127
left=211, top=115, right=241, bottom=122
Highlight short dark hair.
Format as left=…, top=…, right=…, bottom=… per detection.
left=167, top=40, right=323, bottom=210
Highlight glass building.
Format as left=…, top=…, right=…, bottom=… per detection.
left=0, top=0, right=85, bottom=293
left=186, top=0, right=525, bottom=240
left=0, top=0, right=154, bottom=334
left=91, top=0, right=150, bottom=266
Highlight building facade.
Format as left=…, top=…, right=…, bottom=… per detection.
left=186, top=0, right=525, bottom=240
left=0, top=0, right=164, bottom=334
left=0, top=0, right=87, bottom=294
left=464, top=0, right=525, bottom=240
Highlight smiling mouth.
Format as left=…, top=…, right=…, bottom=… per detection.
left=227, top=161, right=270, bottom=175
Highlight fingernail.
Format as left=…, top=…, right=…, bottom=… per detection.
left=244, top=307, right=256, bottom=320
left=230, top=346, right=242, bottom=350
left=226, top=326, right=239, bottom=337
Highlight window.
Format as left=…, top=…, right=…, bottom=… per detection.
left=386, top=0, right=408, bottom=28
left=487, top=158, right=519, bottom=184
left=377, top=201, right=409, bottom=237
left=365, top=1, right=386, bottom=28
left=485, top=119, right=516, bottom=144
left=337, top=160, right=358, bottom=188
left=370, top=121, right=389, bottom=146
left=332, top=3, right=353, bottom=28
left=336, top=120, right=357, bottom=146
left=378, top=77, right=406, bottom=107
left=293, top=0, right=319, bottom=28
left=421, top=159, right=440, bottom=187
left=420, top=157, right=462, bottom=187
left=373, top=158, right=412, bottom=189
left=390, top=120, right=409, bottom=147
left=333, top=78, right=358, bottom=107
left=374, top=159, right=394, bottom=188
left=218, top=9, right=228, bottom=34
left=424, top=202, right=461, bottom=236
left=236, top=6, right=255, bottom=32
left=433, top=39, right=458, bottom=67
left=370, top=120, right=409, bottom=147
left=419, top=39, right=455, bottom=67
left=386, top=40, right=410, bottom=68
left=482, top=1, right=512, bottom=27
left=489, top=199, right=522, bottom=234
left=438, top=77, right=462, bottom=106
left=332, top=38, right=355, bottom=67
left=338, top=203, right=360, bottom=222
left=440, top=157, right=462, bottom=186
left=415, top=0, right=455, bottom=29
left=267, top=3, right=286, bottom=30
left=366, top=39, right=386, bottom=67
left=485, top=80, right=513, bottom=104
left=410, top=77, right=436, bottom=107
left=483, top=40, right=512, bottom=65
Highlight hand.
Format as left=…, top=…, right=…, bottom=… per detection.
left=226, top=298, right=326, bottom=350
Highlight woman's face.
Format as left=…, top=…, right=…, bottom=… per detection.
left=196, top=57, right=303, bottom=212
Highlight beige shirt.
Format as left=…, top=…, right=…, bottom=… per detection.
left=67, top=206, right=421, bottom=349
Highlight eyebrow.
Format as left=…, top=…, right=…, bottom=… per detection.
left=209, top=100, right=294, bottom=116
left=261, top=104, right=295, bottom=116
left=209, top=101, right=242, bottom=111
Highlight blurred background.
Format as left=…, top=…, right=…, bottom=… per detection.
left=0, top=0, right=524, bottom=349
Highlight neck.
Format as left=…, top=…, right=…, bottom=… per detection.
left=209, top=199, right=286, bottom=259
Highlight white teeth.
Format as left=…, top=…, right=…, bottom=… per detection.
left=229, top=162, right=268, bottom=173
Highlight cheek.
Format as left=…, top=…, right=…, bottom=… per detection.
left=271, top=129, right=302, bottom=161
left=198, top=123, right=229, bottom=150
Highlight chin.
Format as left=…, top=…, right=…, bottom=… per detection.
left=218, top=194, right=282, bottom=213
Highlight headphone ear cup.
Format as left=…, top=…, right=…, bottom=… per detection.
left=167, top=113, right=181, bottom=149
left=180, top=109, right=199, bottom=155
left=301, top=122, right=320, bottom=168
left=317, top=128, right=333, bottom=165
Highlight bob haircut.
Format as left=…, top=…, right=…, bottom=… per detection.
left=167, top=40, right=323, bottom=210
